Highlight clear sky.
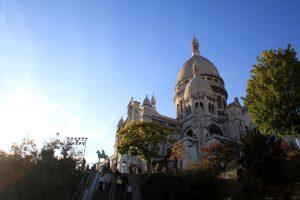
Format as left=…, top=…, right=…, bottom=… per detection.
left=0, top=0, right=299, bottom=163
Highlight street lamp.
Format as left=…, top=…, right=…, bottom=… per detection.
left=66, top=136, right=88, bottom=158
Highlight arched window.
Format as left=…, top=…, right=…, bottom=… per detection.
left=185, top=106, right=188, bottom=115
left=195, top=102, right=198, bottom=110
left=200, top=102, right=203, bottom=109
left=208, top=103, right=211, bottom=113
left=187, top=129, right=193, bottom=137
left=212, top=104, right=215, bottom=113
left=188, top=105, right=191, bottom=114
left=208, top=124, right=223, bottom=135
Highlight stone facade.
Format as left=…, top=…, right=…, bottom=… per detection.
left=112, top=36, right=254, bottom=172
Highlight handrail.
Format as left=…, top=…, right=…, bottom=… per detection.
left=83, top=168, right=99, bottom=200
left=69, top=167, right=96, bottom=200
left=69, top=172, right=88, bottom=200
left=108, top=174, right=116, bottom=200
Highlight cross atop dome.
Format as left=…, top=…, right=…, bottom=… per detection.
left=192, top=34, right=200, bottom=56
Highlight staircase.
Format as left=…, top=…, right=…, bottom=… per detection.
left=127, top=174, right=142, bottom=200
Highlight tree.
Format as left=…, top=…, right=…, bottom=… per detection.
left=10, top=138, right=38, bottom=161
left=169, top=141, right=187, bottom=171
left=0, top=137, right=84, bottom=200
left=244, top=44, right=300, bottom=136
left=117, top=122, right=173, bottom=173
left=239, top=131, right=286, bottom=185
left=201, top=143, right=237, bottom=173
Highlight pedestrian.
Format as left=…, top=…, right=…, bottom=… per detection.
left=115, top=169, right=120, bottom=176
left=98, top=172, right=105, bottom=191
left=122, top=175, right=128, bottom=191
left=116, top=174, right=122, bottom=191
left=125, top=182, right=133, bottom=200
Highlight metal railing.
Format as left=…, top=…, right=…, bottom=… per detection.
left=108, top=174, right=117, bottom=200
left=69, top=167, right=96, bottom=200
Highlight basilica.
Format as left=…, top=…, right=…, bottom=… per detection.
left=110, top=36, right=253, bottom=173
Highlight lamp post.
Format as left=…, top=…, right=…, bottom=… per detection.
left=66, top=137, right=88, bottom=159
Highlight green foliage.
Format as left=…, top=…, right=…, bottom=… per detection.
left=239, top=131, right=286, bottom=185
left=244, top=44, right=300, bottom=136
left=201, top=143, right=237, bottom=173
left=140, top=169, right=226, bottom=200
left=140, top=173, right=188, bottom=200
left=117, top=122, right=172, bottom=172
left=0, top=137, right=84, bottom=200
left=182, top=169, right=226, bottom=200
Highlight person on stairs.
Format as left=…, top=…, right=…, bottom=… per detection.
left=125, top=182, right=133, bottom=200
left=97, top=172, right=105, bottom=191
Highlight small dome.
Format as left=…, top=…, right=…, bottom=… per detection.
left=151, top=94, right=156, bottom=105
left=117, top=117, right=124, bottom=127
left=143, top=95, right=151, bottom=105
left=184, top=76, right=212, bottom=100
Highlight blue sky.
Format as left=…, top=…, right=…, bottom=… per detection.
left=0, top=0, right=299, bottom=163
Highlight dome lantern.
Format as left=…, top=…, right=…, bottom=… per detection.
left=192, top=35, right=200, bottom=56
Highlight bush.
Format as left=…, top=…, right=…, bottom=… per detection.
left=232, top=179, right=265, bottom=200
left=140, top=169, right=226, bottom=200
left=140, top=173, right=188, bottom=200
left=239, top=131, right=287, bottom=186
left=182, top=169, right=226, bottom=200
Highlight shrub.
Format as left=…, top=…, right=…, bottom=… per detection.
left=232, top=179, right=265, bottom=200
left=140, top=169, right=226, bottom=200
left=140, top=173, right=188, bottom=200
left=239, top=131, right=286, bottom=186
left=182, top=169, right=226, bottom=200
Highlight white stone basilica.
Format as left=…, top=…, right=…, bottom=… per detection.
left=110, top=36, right=253, bottom=173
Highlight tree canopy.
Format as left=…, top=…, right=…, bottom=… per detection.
left=0, top=137, right=84, bottom=200
left=116, top=121, right=173, bottom=172
left=239, top=131, right=286, bottom=185
left=201, top=143, right=237, bottom=173
left=244, top=44, right=300, bottom=136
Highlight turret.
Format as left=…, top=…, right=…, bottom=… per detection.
left=127, top=97, right=141, bottom=122
left=151, top=94, right=156, bottom=110
left=115, top=116, right=124, bottom=153
left=117, top=117, right=124, bottom=128
left=141, top=95, right=152, bottom=122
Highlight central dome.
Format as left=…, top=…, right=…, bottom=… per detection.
left=177, top=36, right=220, bottom=83
left=177, top=55, right=220, bottom=82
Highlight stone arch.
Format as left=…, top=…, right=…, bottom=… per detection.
left=200, top=102, right=203, bottom=109
left=208, top=124, right=223, bottom=135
